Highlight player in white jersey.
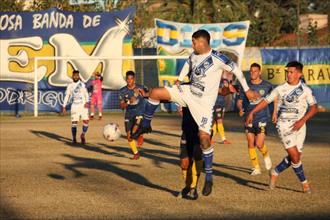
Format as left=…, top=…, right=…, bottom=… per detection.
left=62, top=70, right=90, bottom=144
left=132, top=29, right=259, bottom=196
left=246, top=61, right=318, bottom=193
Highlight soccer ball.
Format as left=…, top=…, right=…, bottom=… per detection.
left=103, top=123, right=121, bottom=141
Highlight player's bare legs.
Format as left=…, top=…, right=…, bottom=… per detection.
left=80, top=119, right=89, bottom=144
left=255, top=132, right=272, bottom=171
left=199, top=130, right=214, bottom=196
left=131, top=87, right=171, bottom=139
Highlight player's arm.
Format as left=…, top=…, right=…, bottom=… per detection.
left=246, top=88, right=279, bottom=125
left=236, top=98, right=244, bottom=117
left=218, top=79, right=230, bottom=96
left=82, top=86, right=90, bottom=108
left=272, top=97, right=278, bottom=123
left=221, top=62, right=259, bottom=101
left=175, top=60, right=190, bottom=91
left=118, top=91, right=128, bottom=110
left=62, top=86, right=71, bottom=115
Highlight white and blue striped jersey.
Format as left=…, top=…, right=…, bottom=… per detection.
left=63, top=81, right=89, bottom=107
left=178, top=49, right=249, bottom=108
left=265, top=81, right=317, bottom=122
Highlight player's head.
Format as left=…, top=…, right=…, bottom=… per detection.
left=285, top=61, right=303, bottom=85
left=249, top=63, right=262, bottom=81
left=192, top=29, right=210, bottom=54
left=72, top=70, right=80, bottom=82
left=125, top=70, right=135, bottom=87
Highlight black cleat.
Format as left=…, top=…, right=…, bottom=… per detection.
left=131, top=125, right=152, bottom=139
left=202, top=181, right=213, bottom=196
left=187, top=188, right=198, bottom=200
left=180, top=186, right=190, bottom=198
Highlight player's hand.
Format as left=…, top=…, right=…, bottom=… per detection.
left=62, top=107, right=66, bottom=115
left=245, top=89, right=260, bottom=101
left=228, top=84, right=237, bottom=93
left=239, top=109, right=244, bottom=117
left=130, top=97, right=137, bottom=104
left=175, top=80, right=183, bottom=92
left=137, top=88, right=146, bottom=97
left=290, top=119, right=305, bottom=131
left=245, top=112, right=254, bottom=127
left=272, top=113, right=278, bottom=124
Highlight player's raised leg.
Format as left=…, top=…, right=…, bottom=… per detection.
left=131, top=87, right=171, bottom=139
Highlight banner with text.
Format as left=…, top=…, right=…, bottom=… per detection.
left=0, top=7, right=135, bottom=113
left=155, top=18, right=250, bottom=87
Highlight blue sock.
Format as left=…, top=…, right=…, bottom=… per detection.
left=82, top=123, right=88, bottom=134
left=292, top=161, right=306, bottom=182
left=141, top=99, right=159, bottom=127
left=202, top=148, right=214, bottom=182
left=71, top=124, right=77, bottom=140
left=275, top=156, right=291, bottom=174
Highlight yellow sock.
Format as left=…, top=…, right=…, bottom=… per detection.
left=218, top=123, right=226, bottom=140
left=190, top=160, right=203, bottom=188
left=259, top=144, right=269, bottom=158
left=182, top=169, right=187, bottom=183
left=212, top=123, right=217, bottom=137
left=128, top=140, right=138, bottom=154
left=249, top=148, right=260, bottom=169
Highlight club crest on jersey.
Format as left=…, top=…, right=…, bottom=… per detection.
left=286, top=85, right=303, bottom=103
left=194, top=56, right=213, bottom=76
left=259, top=89, right=265, bottom=96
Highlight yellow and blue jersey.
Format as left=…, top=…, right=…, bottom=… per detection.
left=119, top=84, right=148, bottom=119
left=239, top=80, right=274, bottom=124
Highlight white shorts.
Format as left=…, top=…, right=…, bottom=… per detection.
left=165, top=85, right=213, bottom=134
left=276, top=122, right=306, bottom=152
left=71, top=104, right=89, bottom=122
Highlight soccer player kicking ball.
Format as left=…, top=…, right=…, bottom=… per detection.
left=62, top=70, right=90, bottom=144
left=132, top=29, right=259, bottom=196
left=246, top=61, right=318, bottom=193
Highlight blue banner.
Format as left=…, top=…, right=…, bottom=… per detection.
left=0, top=7, right=135, bottom=113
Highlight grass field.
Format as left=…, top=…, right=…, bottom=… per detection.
left=1, top=112, right=329, bottom=219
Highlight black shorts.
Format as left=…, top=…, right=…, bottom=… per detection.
left=124, top=115, right=143, bottom=133
left=213, top=106, right=225, bottom=121
left=245, top=122, right=268, bottom=135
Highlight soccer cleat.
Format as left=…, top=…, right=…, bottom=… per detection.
left=180, top=186, right=190, bottom=198
left=269, top=169, right=278, bottom=190
left=220, top=139, right=231, bottom=144
left=202, top=181, right=213, bottom=196
left=72, top=139, right=77, bottom=144
left=130, top=153, right=140, bottom=160
left=187, top=188, right=198, bottom=200
left=302, top=182, right=312, bottom=194
left=131, top=125, right=152, bottom=139
left=90, top=115, right=94, bottom=120
left=250, top=168, right=261, bottom=175
left=80, top=133, right=86, bottom=144
left=98, top=116, right=102, bottom=120
left=137, top=135, right=144, bottom=148
left=264, top=156, right=272, bottom=170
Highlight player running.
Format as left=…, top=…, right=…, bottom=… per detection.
left=237, top=63, right=277, bottom=175
left=246, top=61, right=318, bottom=193
left=132, top=29, right=259, bottom=196
left=119, top=71, right=148, bottom=160
left=62, top=70, right=90, bottom=144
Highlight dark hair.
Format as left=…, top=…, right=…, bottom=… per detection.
left=192, top=29, right=210, bottom=44
left=126, top=70, right=135, bottom=78
left=72, top=70, right=79, bottom=74
left=250, top=63, right=261, bottom=70
left=286, top=61, right=303, bottom=72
